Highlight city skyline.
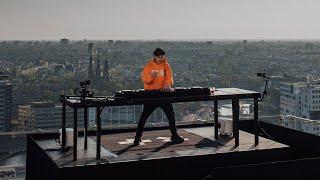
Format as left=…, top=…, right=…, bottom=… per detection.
left=1, top=0, right=320, bottom=40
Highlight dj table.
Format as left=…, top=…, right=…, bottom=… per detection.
left=60, top=88, right=261, bottom=161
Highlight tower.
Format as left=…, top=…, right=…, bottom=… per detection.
left=95, top=52, right=102, bottom=88
left=87, top=43, right=95, bottom=82
left=88, top=43, right=94, bottom=55
left=88, top=55, right=95, bottom=82
left=0, top=73, right=12, bottom=132
left=104, top=52, right=110, bottom=81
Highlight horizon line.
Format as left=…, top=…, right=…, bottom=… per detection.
left=2, top=38, right=320, bottom=42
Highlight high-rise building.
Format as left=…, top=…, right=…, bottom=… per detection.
left=60, top=38, right=70, bottom=45
left=88, top=55, right=95, bottom=82
left=0, top=73, right=12, bottom=132
left=95, top=52, right=102, bottom=88
left=87, top=43, right=95, bottom=83
left=88, top=43, right=94, bottom=55
left=104, top=52, right=110, bottom=81
left=280, top=76, right=320, bottom=120
left=243, top=40, right=248, bottom=45
left=280, top=83, right=300, bottom=117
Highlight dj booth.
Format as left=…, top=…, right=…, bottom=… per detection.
left=59, top=87, right=261, bottom=161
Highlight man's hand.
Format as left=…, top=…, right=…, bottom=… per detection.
left=163, top=84, right=171, bottom=89
left=162, top=84, right=174, bottom=92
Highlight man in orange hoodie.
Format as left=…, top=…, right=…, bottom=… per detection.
left=134, top=48, right=184, bottom=145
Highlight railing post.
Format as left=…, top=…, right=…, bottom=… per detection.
left=73, top=108, right=78, bottom=161
left=214, top=100, right=219, bottom=139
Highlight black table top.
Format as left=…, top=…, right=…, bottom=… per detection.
left=61, top=88, right=261, bottom=108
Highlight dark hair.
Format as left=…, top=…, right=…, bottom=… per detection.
left=153, top=48, right=166, bottom=56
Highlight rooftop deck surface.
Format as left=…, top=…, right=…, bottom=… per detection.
left=34, top=126, right=288, bottom=168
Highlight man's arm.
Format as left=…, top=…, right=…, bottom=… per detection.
left=141, top=63, right=154, bottom=84
left=164, top=62, right=173, bottom=88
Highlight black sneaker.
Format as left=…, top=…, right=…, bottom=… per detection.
left=171, top=135, right=184, bottom=144
left=133, top=137, right=141, bottom=146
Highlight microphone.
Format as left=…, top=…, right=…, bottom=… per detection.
left=256, top=72, right=270, bottom=102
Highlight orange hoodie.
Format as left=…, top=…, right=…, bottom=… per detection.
left=141, top=57, right=173, bottom=90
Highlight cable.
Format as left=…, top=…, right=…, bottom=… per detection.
left=256, top=72, right=270, bottom=102
left=259, top=79, right=269, bottom=102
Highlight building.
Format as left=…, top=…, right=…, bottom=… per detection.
left=55, top=105, right=84, bottom=128
left=243, top=40, right=248, bottom=45
left=29, top=102, right=58, bottom=130
left=280, top=75, right=320, bottom=120
left=0, top=73, right=12, bottom=132
left=99, top=105, right=176, bottom=126
left=88, top=43, right=94, bottom=55
left=17, top=105, right=31, bottom=130
left=18, top=102, right=84, bottom=130
left=11, top=95, right=42, bottom=130
left=12, top=95, right=41, bottom=116
left=95, top=53, right=102, bottom=88
left=280, top=82, right=300, bottom=117
left=88, top=107, right=96, bottom=127
left=88, top=55, right=95, bottom=82
left=60, top=38, right=70, bottom=45
left=104, top=54, right=110, bottom=81
left=101, top=106, right=137, bottom=126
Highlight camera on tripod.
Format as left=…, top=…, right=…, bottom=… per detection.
left=74, top=79, right=93, bottom=98
left=80, top=79, right=91, bottom=87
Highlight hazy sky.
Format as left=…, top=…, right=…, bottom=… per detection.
left=1, top=0, right=320, bottom=40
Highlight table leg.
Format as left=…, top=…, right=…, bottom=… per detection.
left=61, top=96, right=66, bottom=149
left=232, top=98, right=239, bottom=147
left=84, top=107, right=88, bottom=149
left=96, top=107, right=101, bottom=160
left=254, top=98, right=259, bottom=145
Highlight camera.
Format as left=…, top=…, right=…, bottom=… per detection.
left=80, top=79, right=90, bottom=87
left=74, top=79, right=93, bottom=98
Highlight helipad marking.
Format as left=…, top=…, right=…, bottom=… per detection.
left=118, top=139, right=152, bottom=145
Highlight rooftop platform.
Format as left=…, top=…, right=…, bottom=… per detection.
left=26, top=124, right=294, bottom=180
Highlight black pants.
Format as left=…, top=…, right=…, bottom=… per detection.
left=135, top=103, right=177, bottom=139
